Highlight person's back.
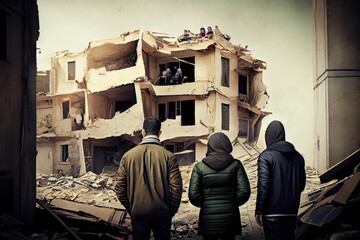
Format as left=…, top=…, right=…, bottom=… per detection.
left=257, top=143, right=305, bottom=215
left=120, top=143, right=179, bottom=218
left=255, top=120, right=305, bottom=240
left=115, top=117, right=182, bottom=240
left=189, top=132, right=250, bottom=240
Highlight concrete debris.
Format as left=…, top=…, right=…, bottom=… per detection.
left=171, top=143, right=324, bottom=240
left=36, top=166, right=130, bottom=238
left=296, top=148, right=360, bottom=240
left=319, top=148, right=360, bottom=184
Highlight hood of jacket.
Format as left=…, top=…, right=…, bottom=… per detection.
left=202, top=132, right=235, bottom=171
left=265, top=120, right=295, bottom=153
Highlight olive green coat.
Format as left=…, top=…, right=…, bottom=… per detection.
left=115, top=141, right=182, bottom=219
left=189, top=159, right=250, bottom=235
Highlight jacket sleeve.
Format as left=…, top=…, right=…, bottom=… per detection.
left=236, top=161, right=251, bottom=206
left=188, top=164, right=202, bottom=207
left=168, top=155, right=183, bottom=216
left=255, top=152, right=271, bottom=215
left=114, top=157, right=131, bottom=213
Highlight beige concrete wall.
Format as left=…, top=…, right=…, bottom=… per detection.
left=37, top=108, right=53, bottom=129
left=87, top=93, right=111, bottom=120
left=36, top=143, right=54, bottom=174
left=195, top=142, right=207, bottom=162
left=53, top=95, right=84, bottom=135
left=214, top=49, right=239, bottom=98
left=195, top=98, right=212, bottom=126
left=55, top=53, right=86, bottom=95
left=79, top=104, right=144, bottom=139
left=215, top=93, right=239, bottom=142
left=195, top=51, right=215, bottom=82
left=53, top=139, right=79, bottom=175
left=86, top=38, right=145, bottom=93
left=328, top=77, right=360, bottom=166
left=147, top=55, right=159, bottom=82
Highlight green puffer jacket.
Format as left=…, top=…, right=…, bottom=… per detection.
left=188, top=133, right=250, bottom=236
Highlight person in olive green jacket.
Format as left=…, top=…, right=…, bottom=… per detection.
left=189, top=132, right=250, bottom=240
left=115, top=117, right=183, bottom=240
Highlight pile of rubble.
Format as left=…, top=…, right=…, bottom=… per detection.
left=10, top=143, right=359, bottom=240
left=296, top=149, right=360, bottom=240
left=35, top=166, right=130, bottom=239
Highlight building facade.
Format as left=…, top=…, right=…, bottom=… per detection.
left=313, top=0, right=360, bottom=172
left=36, top=27, right=270, bottom=176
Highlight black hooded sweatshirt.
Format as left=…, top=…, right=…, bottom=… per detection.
left=255, top=121, right=306, bottom=216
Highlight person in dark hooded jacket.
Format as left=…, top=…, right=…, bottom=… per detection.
left=189, top=132, right=250, bottom=240
left=255, top=120, right=306, bottom=240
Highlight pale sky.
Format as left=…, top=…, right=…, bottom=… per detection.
left=37, top=0, right=314, bottom=166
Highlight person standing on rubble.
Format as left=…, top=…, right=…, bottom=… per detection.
left=255, top=120, right=306, bottom=240
left=188, top=132, right=251, bottom=240
left=115, top=117, right=183, bottom=240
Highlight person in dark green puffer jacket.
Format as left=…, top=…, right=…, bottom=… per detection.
left=189, top=132, right=251, bottom=240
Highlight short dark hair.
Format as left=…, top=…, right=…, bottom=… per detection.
left=143, top=117, right=161, bottom=136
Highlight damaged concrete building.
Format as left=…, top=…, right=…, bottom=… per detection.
left=36, top=27, right=270, bottom=176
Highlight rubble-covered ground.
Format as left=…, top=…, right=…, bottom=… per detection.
left=1, top=157, right=321, bottom=240
left=172, top=158, right=321, bottom=240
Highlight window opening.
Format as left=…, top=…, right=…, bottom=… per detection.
left=61, top=145, right=69, bottom=162
left=62, top=100, right=70, bottom=119
left=221, top=57, right=230, bottom=87
left=67, top=61, right=75, bottom=81
left=222, top=103, right=230, bottom=130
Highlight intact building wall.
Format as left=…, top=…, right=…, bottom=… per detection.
left=313, top=0, right=360, bottom=172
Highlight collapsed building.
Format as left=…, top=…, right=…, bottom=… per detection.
left=36, top=26, right=270, bottom=176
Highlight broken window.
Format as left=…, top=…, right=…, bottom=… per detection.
left=67, top=61, right=75, bottom=81
left=36, top=71, right=50, bottom=94
left=87, top=41, right=138, bottom=71
left=0, top=9, right=6, bottom=60
left=165, top=142, right=195, bottom=165
left=61, top=145, right=69, bottom=162
left=221, top=57, right=230, bottom=87
left=238, top=74, right=247, bottom=95
left=168, top=102, right=176, bottom=119
left=222, top=103, right=230, bottom=130
left=238, top=119, right=248, bottom=137
left=94, top=84, right=137, bottom=119
left=181, top=100, right=195, bottom=126
left=62, top=100, right=70, bottom=119
left=157, top=57, right=195, bottom=85
left=115, top=100, right=133, bottom=113
left=158, top=100, right=195, bottom=126
left=158, top=103, right=166, bottom=122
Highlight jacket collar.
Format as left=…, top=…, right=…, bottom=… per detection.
left=140, top=135, right=161, bottom=145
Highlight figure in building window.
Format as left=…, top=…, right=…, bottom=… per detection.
left=174, top=68, right=183, bottom=84
left=165, top=68, right=173, bottom=85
